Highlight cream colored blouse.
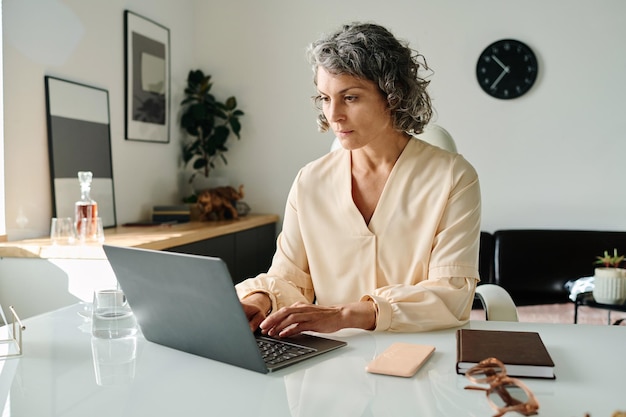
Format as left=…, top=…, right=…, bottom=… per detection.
left=236, top=138, right=481, bottom=332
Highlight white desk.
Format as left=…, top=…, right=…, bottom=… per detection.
left=1, top=304, right=624, bottom=417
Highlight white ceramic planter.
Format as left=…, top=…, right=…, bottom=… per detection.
left=592, top=267, right=626, bottom=305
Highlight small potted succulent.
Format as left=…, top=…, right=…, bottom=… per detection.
left=592, top=249, right=626, bottom=305
left=180, top=69, right=244, bottom=190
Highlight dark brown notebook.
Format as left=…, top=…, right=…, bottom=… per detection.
left=456, top=329, right=555, bottom=379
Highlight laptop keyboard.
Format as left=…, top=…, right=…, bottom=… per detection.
left=257, top=337, right=317, bottom=365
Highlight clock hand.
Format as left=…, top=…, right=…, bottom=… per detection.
left=491, top=55, right=508, bottom=70
left=490, top=68, right=508, bottom=90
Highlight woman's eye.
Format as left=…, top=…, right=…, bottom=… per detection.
left=344, top=95, right=357, bottom=102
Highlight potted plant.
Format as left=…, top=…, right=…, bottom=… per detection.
left=592, top=248, right=626, bottom=305
left=180, top=69, right=244, bottom=191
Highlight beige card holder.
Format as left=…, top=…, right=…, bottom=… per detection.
left=366, top=342, right=435, bottom=378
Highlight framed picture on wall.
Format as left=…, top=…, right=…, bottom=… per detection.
left=44, top=76, right=117, bottom=228
left=124, top=10, right=170, bottom=143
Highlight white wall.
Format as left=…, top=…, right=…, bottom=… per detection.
left=197, top=0, right=626, bottom=233
left=3, top=0, right=626, bottom=241
left=0, top=0, right=5, bottom=238
left=3, top=0, right=195, bottom=240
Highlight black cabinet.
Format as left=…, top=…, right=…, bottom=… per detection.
left=165, top=223, right=276, bottom=284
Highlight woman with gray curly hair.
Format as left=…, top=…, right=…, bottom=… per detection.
left=309, top=22, right=432, bottom=135
left=237, top=22, right=481, bottom=336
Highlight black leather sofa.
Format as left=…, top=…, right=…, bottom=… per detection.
left=478, top=230, right=626, bottom=306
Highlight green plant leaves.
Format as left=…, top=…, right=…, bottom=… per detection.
left=225, top=96, right=237, bottom=110
left=180, top=69, right=244, bottom=182
left=595, top=248, right=625, bottom=268
left=230, top=118, right=242, bottom=138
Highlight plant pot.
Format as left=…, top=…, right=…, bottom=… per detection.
left=191, top=175, right=228, bottom=193
left=592, top=267, right=626, bottom=305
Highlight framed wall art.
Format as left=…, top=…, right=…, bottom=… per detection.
left=124, top=10, right=170, bottom=143
left=44, top=76, right=117, bottom=227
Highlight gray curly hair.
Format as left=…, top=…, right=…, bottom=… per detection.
left=307, top=22, right=432, bottom=134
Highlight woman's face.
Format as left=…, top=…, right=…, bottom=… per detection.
left=316, top=67, right=394, bottom=150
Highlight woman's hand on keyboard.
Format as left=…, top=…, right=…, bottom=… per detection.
left=241, top=292, right=273, bottom=332
left=259, top=300, right=376, bottom=338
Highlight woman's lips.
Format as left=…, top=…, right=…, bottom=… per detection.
left=336, top=130, right=353, bottom=138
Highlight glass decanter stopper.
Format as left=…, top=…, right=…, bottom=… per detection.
left=75, top=171, right=98, bottom=241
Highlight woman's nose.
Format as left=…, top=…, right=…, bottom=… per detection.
left=326, top=101, right=345, bottom=122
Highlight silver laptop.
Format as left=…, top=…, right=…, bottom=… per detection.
left=102, top=245, right=346, bottom=373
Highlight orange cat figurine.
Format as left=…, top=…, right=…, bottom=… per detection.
left=196, top=184, right=244, bottom=220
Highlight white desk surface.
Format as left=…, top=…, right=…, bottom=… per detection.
left=1, top=304, right=625, bottom=417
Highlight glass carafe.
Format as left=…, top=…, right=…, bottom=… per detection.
left=75, top=171, right=98, bottom=240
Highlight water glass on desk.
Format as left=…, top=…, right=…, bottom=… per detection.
left=91, top=336, right=137, bottom=386
left=91, top=289, right=137, bottom=339
left=50, top=217, right=76, bottom=245
left=77, top=216, right=105, bottom=244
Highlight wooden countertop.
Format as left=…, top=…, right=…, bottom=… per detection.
left=0, top=214, right=279, bottom=260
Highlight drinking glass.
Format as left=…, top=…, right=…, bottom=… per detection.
left=50, top=217, right=76, bottom=245
left=91, top=289, right=137, bottom=339
left=91, top=335, right=137, bottom=386
left=77, top=216, right=105, bottom=244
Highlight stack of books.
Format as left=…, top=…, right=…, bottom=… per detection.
left=152, top=205, right=191, bottom=223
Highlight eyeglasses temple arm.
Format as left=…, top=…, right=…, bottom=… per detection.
left=464, top=385, right=489, bottom=391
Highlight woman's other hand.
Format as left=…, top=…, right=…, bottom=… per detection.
left=241, top=292, right=272, bottom=332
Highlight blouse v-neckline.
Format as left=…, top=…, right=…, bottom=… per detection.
left=344, top=139, right=414, bottom=232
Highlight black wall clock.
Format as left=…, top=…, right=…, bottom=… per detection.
left=476, top=39, right=538, bottom=100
